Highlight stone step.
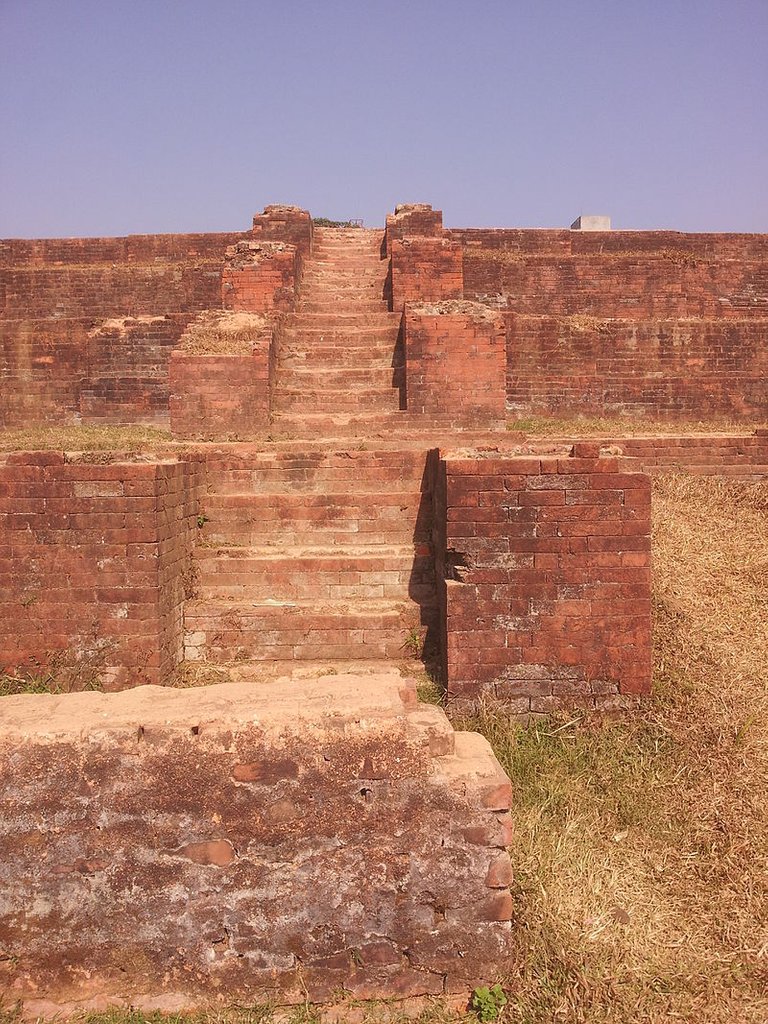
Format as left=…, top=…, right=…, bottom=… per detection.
left=307, top=240, right=382, bottom=250
left=194, top=544, right=435, bottom=602
left=281, top=324, right=399, bottom=342
left=299, top=282, right=386, bottom=298
left=270, top=410, right=409, bottom=438
left=299, top=300, right=389, bottom=314
left=272, top=386, right=401, bottom=413
left=301, top=274, right=385, bottom=286
left=311, top=239, right=382, bottom=249
left=278, top=351, right=398, bottom=372
left=301, top=267, right=385, bottom=279
left=279, top=366, right=397, bottom=387
left=309, top=258, right=385, bottom=270
left=284, top=312, right=400, bottom=330
left=200, top=490, right=429, bottom=545
left=183, top=598, right=424, bottom=663
left=204, top=449, right=430, bottom=493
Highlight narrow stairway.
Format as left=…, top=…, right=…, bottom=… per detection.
left=184, top=447, right=436, bottom=675
left=271, top=227, right=403, bottom=435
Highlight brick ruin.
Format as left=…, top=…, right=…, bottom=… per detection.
left=0, top=202, right=766, bottom=1012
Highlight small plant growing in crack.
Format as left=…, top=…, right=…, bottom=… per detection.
left=401, top=627, right=423, bottom=658
left=470, top=983, right=507, bottom=1021
left=197, top=513, right=209, bottom=528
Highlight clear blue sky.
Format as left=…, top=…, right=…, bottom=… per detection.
left=1, top=0, right=766, bottom=237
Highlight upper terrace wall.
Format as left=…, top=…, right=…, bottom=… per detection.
left=449, top=229, right=768, bottom=260
left=441, top=228, right=768, bottom=418
left=457, top=250, right=768, bottom=319
left=0, top=231, right=249, bottom=428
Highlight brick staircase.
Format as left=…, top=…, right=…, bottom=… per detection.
left=271, top=228, right=404, bottom=435
left=184, top=447, right=437, bottom=671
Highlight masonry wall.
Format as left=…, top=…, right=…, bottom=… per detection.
left=439, top=228, right=768, bottom=419
left=0, top=230, right=252, bottom=428
left=169, top=351, right=271, bottom=439
left=0, top=453, right=204, bottom=688
left=604, top=431, right=768, bottom=474
left=403, top=306, right=506, bottom=425
left=434, top=448, right=652, bottom=712
left=390, top=239, right=463, bottom=308
left=506, top=315, right=768, bottom=418
left=461, top=253, right=768, bottom=319
left=222, top=244, right=300, bottom=313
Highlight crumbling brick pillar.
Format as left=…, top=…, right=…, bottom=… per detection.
left=403, top=303, right=506, bottom=425
left=385, top=203, right=444, bottom=256
left=222, top=241, right=300, bottom=313
left=252, top=204, right=313, bottom=258
left=391, top=238, right=464, bottom=309
left=434, top=445, right=652, bottom=711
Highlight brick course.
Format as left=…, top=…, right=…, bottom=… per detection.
left=433, top=449, right=652, bottom=711
left=404, top=305, right=506, bottom=425
left=0, top=453, right=204, bottom=688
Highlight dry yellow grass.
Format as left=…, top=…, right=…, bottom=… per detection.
left=2, top=475, right=767, bottom=1023
left=0, top=424, right=174, bottom=453
left=457, top=473, right=768, bottom=1022
left=509, top=415, right=767, bottom=437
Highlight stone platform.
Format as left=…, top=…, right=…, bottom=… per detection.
left=0, top=672, right=515, bottom=1015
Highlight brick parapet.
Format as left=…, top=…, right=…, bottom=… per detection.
left=251, top=204, right=313, bottom=258
left=434, top=450, right=652, bottom=712
left=461, top=253, right=768, bottom=319
left=221, top=241, right=300, bottom=313
left=0, top=454, right=205, bottom=688
left=448, top=227, right=768, bottom=260
left=574, top=433, right=768, bottom=473
left=391, top=238, right=463, bottom=309
left=505, top=314, right=768, bottom=419
left=385, top=204, right=444, bottom=257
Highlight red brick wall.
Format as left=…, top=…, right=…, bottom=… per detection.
left=251, top=205, right=313, bottom=257
left=0, top=232, right=248, bottom=267
left=1, top=263, right=223, bottom=319
left=449, top=228, right=768, bottom=260
left=386, top=204, right=444, bottom=256
left=221, top=243, right=299, bottom=313
left=0, top=230, right=250, bottom=428
left=1, top=317, right=88, bottom=427
left=404, top=306, right=506, bottom=425
left=603, top=432, right=768, bottom=472
left=435, top=448, right=652, bottom=711
left=507, top=315, right=768, bottom=419
left=169, top=351, right=270, bottom=439
left=79, top=314, right=194, bottom=425
left=391, top=238, right=463, bottom=309
left=0, top=453, right=204, bottom=688
left=462, top=253, right=768, bottom=319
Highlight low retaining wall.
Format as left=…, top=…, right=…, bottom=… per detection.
left=169, top=311, right=274, bottom=439
left=403, top=303, right=506, bottom=426
left=0, top=452, right=204, bottom=688
left=0, top=674, right=515, bottom=1013
left=433, top=446, right=652, bottom=711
